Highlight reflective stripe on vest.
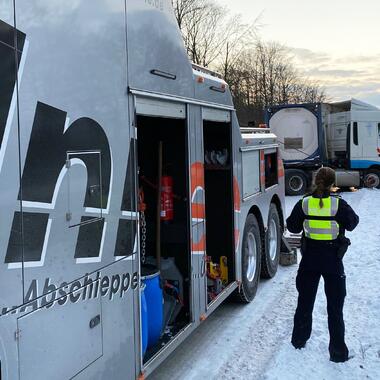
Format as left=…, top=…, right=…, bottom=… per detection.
left=302, top=196, right=340, bottom=241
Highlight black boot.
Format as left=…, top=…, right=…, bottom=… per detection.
left=291, top=339, right=306, bottom=350
left=329, top=347, right=349, bottom=363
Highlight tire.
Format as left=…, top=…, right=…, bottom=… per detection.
left=285, top=169, right=307, bottom=196
left=235, top=214, right=262, bottom=303
left=364, top=170, right=380, bottom=189
left=261, top=204, right=281, bottom=279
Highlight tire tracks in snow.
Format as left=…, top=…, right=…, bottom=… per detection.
left=218, top=269, right=298, bottom=380
left=150, top=265, right=299, bottom=380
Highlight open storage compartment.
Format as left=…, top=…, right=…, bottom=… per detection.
left=203, top=120, right=235, bottom=304
left=136, top=114, right=191, bottom=363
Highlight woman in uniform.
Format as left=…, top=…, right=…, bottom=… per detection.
left=286, top=167, right=359, bottom=362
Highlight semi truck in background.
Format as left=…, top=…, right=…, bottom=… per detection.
left=0, top=1, right=287, bottom=379
left=266, top=99, right=380, bottom=195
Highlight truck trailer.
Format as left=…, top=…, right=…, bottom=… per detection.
left=0, top=1, right=286, bottom=379
left=266, top=99, right=380, bottom=195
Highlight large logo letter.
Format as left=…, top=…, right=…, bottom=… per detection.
left=0, top=19, right=26, bottom=171
left=5, top=102, right=112, bottom=264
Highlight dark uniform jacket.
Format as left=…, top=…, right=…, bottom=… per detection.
left=286, top=194, right=359, bottom=274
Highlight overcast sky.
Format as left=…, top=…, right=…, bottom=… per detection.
left=217, top=0, right=380, bottom=106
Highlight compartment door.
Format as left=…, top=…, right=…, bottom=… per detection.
left=350, top=121, right=377, bottom=163
left=18, top=294, right=103, bottom=380
left=193, top=107, right=234, bottom=315
left=189, top=109, right=210, bottom=316
left=360, top=121, right=377, bottom=159
left=188, top=106, right=206, bottom=321
left=190, top=159, right=207, bottom=317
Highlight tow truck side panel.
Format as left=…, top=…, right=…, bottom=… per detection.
left=0, top=1, right=286, bottom=379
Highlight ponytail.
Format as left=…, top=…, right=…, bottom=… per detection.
left=313, top=167, right=336, bottom=208
left=314, top=178, right=325, bottom=208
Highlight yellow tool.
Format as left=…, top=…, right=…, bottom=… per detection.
left=220, top=256, right=228, bottom=285
left=208, top=257, right=220, bottom=279
left=207, top=256, right=228, bottom=285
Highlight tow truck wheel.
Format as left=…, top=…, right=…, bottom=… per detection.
left=364, top=170, right=380, bottom=189
left=285, top=169, right=307, bottom=195
left=261, top=204, right=281, bottom=279
left=235, top=214, right=262, bottom=303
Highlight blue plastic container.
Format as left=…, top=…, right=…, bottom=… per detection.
left=140, top=285, right=148, bottom=356
left=142, top=267, right=163, bottom=349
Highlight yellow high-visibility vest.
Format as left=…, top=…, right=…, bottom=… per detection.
left=302, top=196, right=340, bottom=241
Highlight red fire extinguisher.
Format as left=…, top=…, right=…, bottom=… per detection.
left=160, top=176, right=174, bottom=222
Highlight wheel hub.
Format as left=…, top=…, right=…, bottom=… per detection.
left=268, top=219, right=278, bottom=261
left=246, top=232, right=257, bottom=282
left=365, top=173, right=380, bottom=188
left=289, top=175, right=303, bottom=192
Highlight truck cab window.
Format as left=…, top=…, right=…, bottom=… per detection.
left=353, top=122, right=359, bottom=145
left=265, top=152, right=278, bottom=188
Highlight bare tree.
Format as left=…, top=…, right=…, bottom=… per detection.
left=172, top=0, right=328, bottom=124
left=172, top=0, right=200, bottom=31
left=173, top=0, right=255, bottom=68
left=226, top=40, right=328, bottom=123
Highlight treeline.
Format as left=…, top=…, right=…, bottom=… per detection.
left=172, top=0, right=327, bottom=125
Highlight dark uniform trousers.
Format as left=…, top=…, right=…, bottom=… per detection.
left=291, top=269, right=349, bottom=361
left=287, top=195, right=359, bottom=362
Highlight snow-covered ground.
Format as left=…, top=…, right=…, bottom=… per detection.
left=263, top=189, right=380, bottom=379
left=150, top=189, right=380, bottom=380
